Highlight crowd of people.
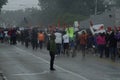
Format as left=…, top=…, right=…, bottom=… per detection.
left=1, top=26, right=120, bottom=70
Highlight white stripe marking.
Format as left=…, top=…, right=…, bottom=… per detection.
left=13, top=71, right=49, bottom=76
left=14, top=46, right=89, bottom=80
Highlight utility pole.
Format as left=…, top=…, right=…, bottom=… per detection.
left=95, top=0, right=98, bottom=15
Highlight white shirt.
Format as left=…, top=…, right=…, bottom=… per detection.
left=63, top=34, right=69, bottom=43
left=4, top=31, right=8, bottom=37
left=55, top=32, right=62, bottom=44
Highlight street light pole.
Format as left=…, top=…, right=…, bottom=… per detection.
left=95, top=0, right=98, bottom=15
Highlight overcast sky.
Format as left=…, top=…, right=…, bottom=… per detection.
left=2, top=0, right=39, bottom=10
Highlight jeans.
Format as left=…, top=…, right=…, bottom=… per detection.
left=56, top=43, right=61, bottom=55
left=98, top=44, right=105, bottom=58
left=39, top=41, right=43, bottom=49
left=109, top=47, right=117, bottom=60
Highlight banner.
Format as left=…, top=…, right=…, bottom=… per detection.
left=74, top=21, right=79, bottom=32
left=78, top=30, right=87, bottom=35
left=74, top=21, right=79, bottom=27
left=90, top=24, right=106, bottom=35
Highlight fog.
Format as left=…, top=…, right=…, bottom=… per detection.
left=2, top=0, right=39, bottom=10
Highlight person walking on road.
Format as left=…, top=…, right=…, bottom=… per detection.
left=48, top=32, right=56, bottom=71
left=108, top=31, right=117, bottom=61
left=54, top=30, right=62, bottom=55
left=63, top=31, right=70, bottom=56
left=31, top=28, right=38, bottom=50
left=0, top=29, right=4, bottom=43
left=38, top=31, right=45, bottom=49
left=79, top=31, right=88, bottom=58
left=96, top=33, right=106, bottom=58
left=10, top=28, right=17, bottom=45
left=24, top=29, right=30, bottom=48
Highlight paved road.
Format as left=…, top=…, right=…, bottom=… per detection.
left=0, top=43, right=120, bottom=80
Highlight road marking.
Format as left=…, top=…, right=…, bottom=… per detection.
left=14, top=46, right=89, bottom=80
left=13, top=71, right=49, bottom=76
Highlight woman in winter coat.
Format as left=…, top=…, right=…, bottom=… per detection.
left=96, top=33, right=106, bottom=58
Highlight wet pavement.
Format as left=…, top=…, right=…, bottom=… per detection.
left=0, top=43, right=120, bottom=80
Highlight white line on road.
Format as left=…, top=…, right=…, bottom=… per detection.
left=14, top=46, right=89, bottom=80
left=13, top=71, right=49, bottom=76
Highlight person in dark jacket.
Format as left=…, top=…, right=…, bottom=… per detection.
left=0, top=29, right=4, bottom=43
left=24, top=29, right=30, bottom=48
left=108, top=31, right=117, bottom=61
left=10, top=28, right=17, bottom=45
left=105, top=33, right=110, bottom=58
left=48, top=32, right=56, bottom=71
left=31, top=29, right=38, bottom=50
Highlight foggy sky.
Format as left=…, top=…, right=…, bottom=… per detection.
left=2, top=0, right=39, bottom=10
